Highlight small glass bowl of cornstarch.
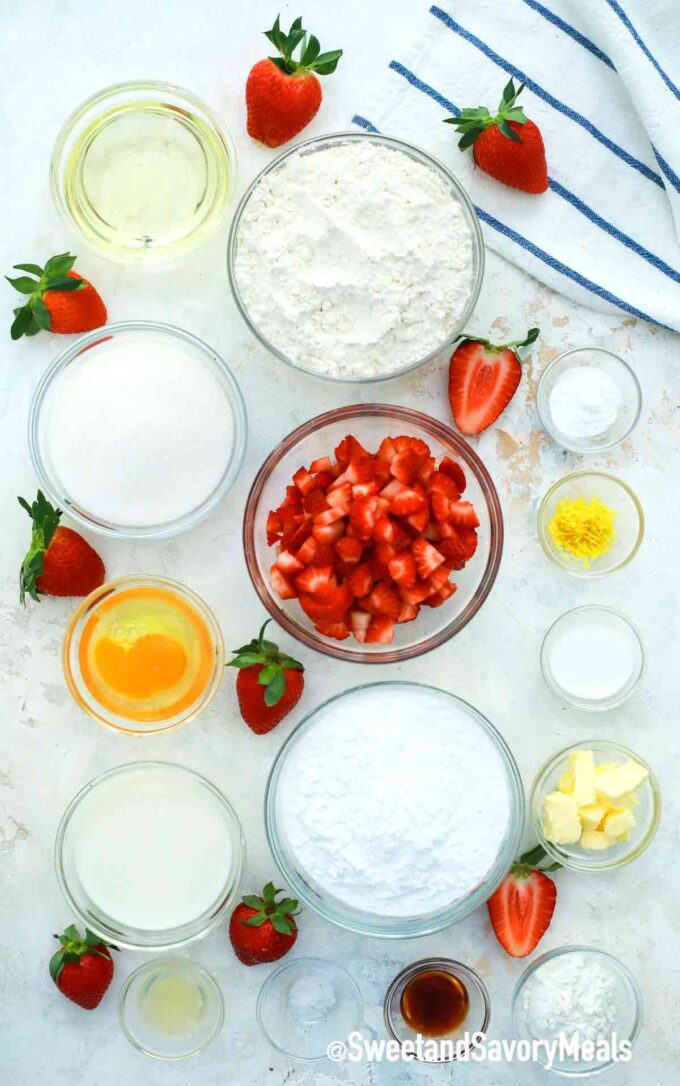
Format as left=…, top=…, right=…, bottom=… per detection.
left=227, top=132, right=484, bottom=382
left=537, top=347, right=642, bottom=453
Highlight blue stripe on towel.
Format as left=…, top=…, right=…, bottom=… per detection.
left=521, top=0, right=615, bottom=69
left=653, top=147, right=680, bottom=194
left=429, top=5, right=664, bottom=189
left=351, top=112, right=668, bottom=328
left=388, top=61, right=679, bottom=283
left=352, top=114, right=380, bottom=133
left=606, top=0, right=680, bottom=101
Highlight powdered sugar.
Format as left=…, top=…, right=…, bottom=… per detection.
left=234, top=141, right=475, bottom=378
left=549, top=366, right=622, bottom=439
left=521, top=952, right=619, bottom=1045
left=276, top=684, right=512, bottom=916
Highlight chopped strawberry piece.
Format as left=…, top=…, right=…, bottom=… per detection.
left=380, top=479, right=405, bottom=502
left=439, top=456, right=467, bottom=493
left=365, top=582, right=401, bottom=619
left=327, top=482, right=352, bottom=506
left=312, top=470, right=335, bottom=490
left=448, top=501, right=480, bottom=528
left=459, top=526, right=478, bottom=559
left=427, top=471, right=462, bottom=501
left=335, top=536, right=363, bottom=566
left=270, top=566, right=297, bottom=600
left=347, top=562, right=373, bottom=598
left=405, top=507, right=429, bottom=533
left=377, top=437, right=398, bottom=463
left=296, top=535, right=317, bottom=564
left=312, top=520, right=345, bottom=544
left=295, top=565, right=336, bottom=594
left=351, top=480, right=379, bottom=499
left=292, top=466, right=316, bottom=495
left=388, top=552, right=417, bottom=589
left=314, top=543, right=336, bottom=566
left=430, top=491, right=451, bottom=523
left=373, top=516, right=397, bottom=544
left=335, top=435, right=368, bottom=467
left=299, top=584, right=352, bottom=623
left=418, top=456, right=436, bottom=484
left=425, top=582, right=457, bottom=607
left=412, top=539, right=445, bottom=579
left=349, top=498, right=379, bottom=541
left=371, top=458, right=392, bottom=485
left=390, top=447, right=421, bottom=484
left=315, top=618, right=350, bottom=640
left=399, top=579, right=434, bottom=605
left=310, top=455, right=333, bottom=473
left=350, top=610, right=372, bottom=643
left=365, top=615, right=394, bottom=643
left=280, top=485, right=303, bottom=510
left=426, top=566, right=450, bottom=593
left=375, top=542, right=396, bottom=570
left=397, top=601, right=420, bottom=623
left=314, top=504, right=349, bottom=525
left=303, top=489, right=330, bottom=516
left=285, top=519, right=312, bottom=551
left=390, top=488, right=428, bottom=517
left=275, top=550, right=304, bottom=575
left=266, top=510, right=282, bottom=546
left=438, top=536, right=468, bottom=570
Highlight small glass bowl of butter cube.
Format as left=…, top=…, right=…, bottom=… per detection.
left=531, top=742, right=661, bottom=871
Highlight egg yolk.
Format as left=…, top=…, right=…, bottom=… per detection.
left=93, top=633, right=188, bottom=700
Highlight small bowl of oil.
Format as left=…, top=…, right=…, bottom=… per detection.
left=118, top=957, right=224, bottom=1060
left=51, top=81, right=236, bottom=263
left=383, top=958, right=490, bottom=1063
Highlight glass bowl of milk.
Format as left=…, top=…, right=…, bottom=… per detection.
left=55, top=762, right=246, bottom=950
left=29, top=321, right=247, bottom=540
left=541, top=606, right=644, bottom=711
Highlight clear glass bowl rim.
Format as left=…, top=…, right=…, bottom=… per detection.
left=511, top=944, right=644, bottom=1077
left=540, top=605, right=645, bottom=712
left=529, top=739, right=661, bottom=871
left=118, top=955, right=225, bottom=1061
left=383, top=956, right=491, bottom=1062
left=62, top=574, right=226, bottom=735
left=226, top=130, right=485, bottom=383
left=536, top=346, right=642, bottom=453
left=537, top=471, right=644, bottom=578
left=264, top=681, right=525, bottom=937
left=256, top=955, right=365, bottom=1063
left=50, top=78, right=237, bottom=260
left=55, top=760, right=247, bottom=950
left=28, top=320, right=248, bottom=540
left=243, top=403, right=504, bottom=663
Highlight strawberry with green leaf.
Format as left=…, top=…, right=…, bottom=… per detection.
left=7, top=252, right=106, bottom=340
left=227, top=620, right=304, bottom=734
left=246, top=15, right=343, bottom=147
left=445, top=79, right=548, bottom=194
left=49, top=924, right=117, bottom=1009
left=18, top=490, right=105, bottom=604
left=229, top=882, right=299, bottom=965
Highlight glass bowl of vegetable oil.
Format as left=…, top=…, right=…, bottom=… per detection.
left=51, top=81, right=236, bottom=262
left=118, top=957, right=224, bottom=1059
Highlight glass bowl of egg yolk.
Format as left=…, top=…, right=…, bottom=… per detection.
left=63, top=576, right=225, bottom=735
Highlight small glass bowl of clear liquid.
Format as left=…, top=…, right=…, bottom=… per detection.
left=118, top=957, right=224, bottom=1059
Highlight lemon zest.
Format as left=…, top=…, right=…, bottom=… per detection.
left=548, top=496, right=616, bottom=567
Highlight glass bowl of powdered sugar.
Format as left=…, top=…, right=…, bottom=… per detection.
left=227, top=131, right=484, bottom=382
left=537, top=347, right=642, bottom=453
left=512, top=946, right=643, bottom=1075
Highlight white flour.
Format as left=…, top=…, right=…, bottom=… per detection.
left=234, top=142, right=474, bottom=378
left=549, top=366, right=622, bottom=439
left=521, top=952, right=618, bottom=1044
left=276, top=684, right=511, bottom=916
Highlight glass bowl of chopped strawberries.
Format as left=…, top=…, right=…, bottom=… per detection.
left=243, top=404, right=503, bottom=662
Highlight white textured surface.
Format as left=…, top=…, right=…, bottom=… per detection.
left=1, top=2, right=679, bottom=1084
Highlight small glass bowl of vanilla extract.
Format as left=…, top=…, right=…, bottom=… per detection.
left=384, top=958, right=490, bottom=1063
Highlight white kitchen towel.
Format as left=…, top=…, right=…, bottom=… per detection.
left=353, top=0, right=680, bottom=332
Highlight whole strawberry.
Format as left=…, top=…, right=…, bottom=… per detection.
left=49, top=924, right=117, bottom=1009
left=18, top=491, right=105, bottom=604
left=229, top=882, right=299, bottom=965
left=246, top=15, right=342, bottom=148
left=7, top=252, right=106, bottom=340
left=448, top=328, right=539, bottom=434
left=227, top=620, right=304, bottom=734
left=445, top=79, right=548, bottom=194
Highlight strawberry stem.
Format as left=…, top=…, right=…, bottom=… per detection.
left=7, top=252, right=83, bottom=340
left=444, top=78, right=528, bottom=150
left=227, top=620, right=303, bottom=707
left=455, top=327, right=540, bottom=354
left=264, top=15, right=342, bottom=77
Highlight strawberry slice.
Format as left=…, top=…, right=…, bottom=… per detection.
left=270, top=566, right=297, bottom=599
left=487, top=846, right=558, bottom=958
left=447, top=501, right=480, bottom=528
left=427, top=471, right=461, bottom=501
left=439, top=456, right=467, bottom=493
left=365, top=615, right=394, bottom=643
left=388, top=552, right=417, bottom=589
left=412, top=539, right=445, bottom=579
left=448, top=329, right=539, bottom=435
left=390, top=488, right=427, bottom=517
left=347, top=562, right=373, bottom=598
left=350, top=610, right=371, bottom=643
left=390, top=448, right=421, bottom=484
left=377, top=437, right=398, bottom=463
left=295, top=565, right=336, bottom=594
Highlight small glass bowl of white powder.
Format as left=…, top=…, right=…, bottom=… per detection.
left=541, top=606, right=644, bottom=711
left=512, top=946, right=643, bottom=1076
left=537, top=347, right=641, bottom=453
left=227, top=132, right=484, bottom=382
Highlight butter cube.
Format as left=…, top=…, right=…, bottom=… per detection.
left=595, top=762, right=618, bottom=776
left=579, top=803, right=609, bottom=832
left=569, top=750, right=596, bottom=806
left=558, top=769, right=574, bottom=794
left=581, top=829, right=617, bottom=851
left=543, top=791, right=582, bottom=845
left=596, top=759, right=648, bottom=800
left=603, top=807, right=636, bottom=838
left=618, top=791, right=639, bottom=810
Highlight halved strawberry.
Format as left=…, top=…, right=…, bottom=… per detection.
left=487, top=846, right=558, bottom=958
left=388, top=552, right=417, bottom=589
left=448, top=329, right=539, bottom=435
left=350, top=610, right=371, bottom=643
left=270, top=566, right=297, bottom=599
left=380, top=479, right=406, bottom=502
left=365, top=615, right=394, bottom=643
left=412, top=539, right=445, bottom=579
left=351, top=480, right=379, bottom=500
left=418, top=456, right=436, bottom=484
left=295, top=565, right=336, bottom=594
left=438, top=535, right=469, bottom=570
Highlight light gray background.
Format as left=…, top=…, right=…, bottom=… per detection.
left=1, top=2, right=679, bottom=1083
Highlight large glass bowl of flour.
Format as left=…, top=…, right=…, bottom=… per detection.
left=265, top=682, right=524, bottom=937
left=227, top=132, right=484, bottom=382
left=29, top=321, right=247, bottom=539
